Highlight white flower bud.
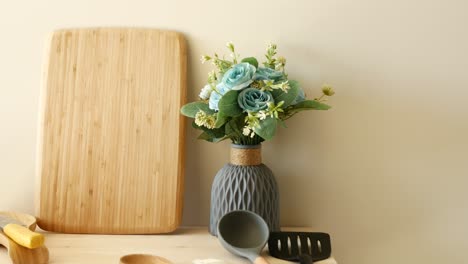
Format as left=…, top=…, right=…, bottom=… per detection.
left=199, top=84, right=213, bottom=100
left=243, top=127, right=251, bottom=136
left=200, top=55, right=211, bottom=64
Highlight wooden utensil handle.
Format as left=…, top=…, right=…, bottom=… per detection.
left=254, top=256, right=270, bottom=264
left=3, top=223, right=45, bottom=249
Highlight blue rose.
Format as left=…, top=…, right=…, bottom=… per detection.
left=254, top=67, right=284, bottom=81
left=209, top=82, right=229, bottom=111
left=238, top=88, right=274, bottom=112
left=221, top=63, right=256, bottom=90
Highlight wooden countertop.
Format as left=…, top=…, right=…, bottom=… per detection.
left=0, top=227, right=337, bottom=264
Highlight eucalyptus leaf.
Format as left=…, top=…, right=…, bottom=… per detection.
left=254, top=117, right=278, bottom=140
left=241, top=57, right=259, bottom=68
left=192, top=120, right=226, bottom=138
left=215, top=112, right=229, bottom=128
left=225, top=116, right=244, bottom=137
left=271, top=80, right=300, bottom=108
left=181, top=102, right=214, bottom=118
left=212, top=137, right=228, bottom=143
left=197, top=131, right=213, bottom=140
left=197, top=132, right=227, bottom=143
left=192, top=121, right=203, bottom=130
left=218, top=90, right=243, bottom=117
left=290, top=100, right=331, bottom=111
left=203, top=126, right=225, bottom=138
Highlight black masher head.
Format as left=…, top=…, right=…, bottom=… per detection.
left=268, top=232, right=332, bottom=264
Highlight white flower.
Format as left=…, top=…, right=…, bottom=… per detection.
left=256, top=111, right=268, bottom=120
left=245, top=112, right=261, bottom=129
left=199, top=84, right=213, bottom=100
left=243, top=126, right=256, bottom=138
left=242, top=127, right=251, bottom=136
left=267, top=43, right=277, bottom=51
left=279, top=81, right=290, bottom=92
left=200, top=55, right=211, bottom=64
left=270, top=81, right=290, bottom=93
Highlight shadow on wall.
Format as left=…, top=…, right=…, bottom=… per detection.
left=181, top=41, right=468, bottom=263
left=263, top=45, right=468, bottom=263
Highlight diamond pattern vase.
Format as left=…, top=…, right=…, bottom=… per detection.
left=209, top=144, right=280, bottom=236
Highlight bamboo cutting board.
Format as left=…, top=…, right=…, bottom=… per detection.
left=35, top=28, right=186, bottom=234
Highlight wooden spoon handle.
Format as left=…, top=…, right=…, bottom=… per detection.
left=3, top=223, right=45, bottom=249
left=254, top=256, right=270, bottom=264
left=1, top=231, right=49, bottom=264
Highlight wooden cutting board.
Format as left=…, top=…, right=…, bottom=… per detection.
left=35, top=28, right=186, bottom=234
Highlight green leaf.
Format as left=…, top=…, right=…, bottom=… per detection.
left=212, top=137, right=228, bottom=143
left=271, top=80, right=300, bottom=108
left=181, top=102, right=214, bottom=118
left=192, top=121, right=226, bottom=140
left=254, top=117, right=278, bottom=140
left=263, top=59, right=275, bottom=69
left=197, top=131, right=213, bottom=140
left=241, top=57, right=259, bottom=68
left=192, top=121, right=202, bottom=130
left=225, top=116, right=244, bottom=137
left=203, top=126, right=225, bottom=137
left=215, top=112, right=229, bottom=128
left=197, top=132, right=227, bottom=143
left=218, top=90, right=243, bottom=117
left=290, top=100, right=331, bottom=111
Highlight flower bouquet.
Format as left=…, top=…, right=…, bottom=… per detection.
left=181, top=42, right=334, bottom=145
left=181, top=42, right=334, bottom=235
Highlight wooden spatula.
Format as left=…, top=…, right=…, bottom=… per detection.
left=0, top=212, right=49, bottom=264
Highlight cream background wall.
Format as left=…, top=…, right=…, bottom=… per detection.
left=0, top=0, right=467, bottom=263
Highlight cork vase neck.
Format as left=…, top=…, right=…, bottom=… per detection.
left=209, top=143, right=280, bottom=236
left=230, top=144, right=262, bottom=166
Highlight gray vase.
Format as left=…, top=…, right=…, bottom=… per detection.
left=209, top=144, right=280, bottom=236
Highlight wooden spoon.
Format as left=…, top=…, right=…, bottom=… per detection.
left=0, top=212, right=49, bottom=264
left=120, top=254, right=173, bottom=264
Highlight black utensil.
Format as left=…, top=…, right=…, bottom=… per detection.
left=268, top=232, right=332, bottom=264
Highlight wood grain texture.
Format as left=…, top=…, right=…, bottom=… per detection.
left=0, top=227, right=336, bottom=264
left=0, top=212, right=49, bottom=264
left=254, top=256, right=270, bottom=264
left=35, top=28, right=187, bottom=234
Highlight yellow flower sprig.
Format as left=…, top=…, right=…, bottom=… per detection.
left=195, top=110, right=216, bottom=129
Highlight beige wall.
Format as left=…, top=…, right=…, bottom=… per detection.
left=1, top=0, right=467, bottom=263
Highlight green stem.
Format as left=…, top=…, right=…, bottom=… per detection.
left=316, top=94, right=325, bottom=102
